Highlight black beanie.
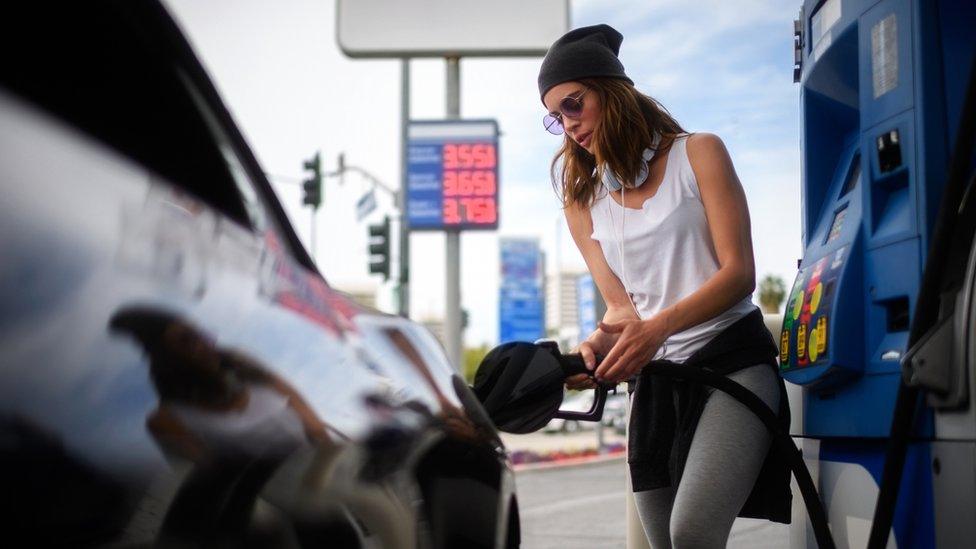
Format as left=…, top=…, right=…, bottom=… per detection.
left=537, top=24, right=633, bottom=104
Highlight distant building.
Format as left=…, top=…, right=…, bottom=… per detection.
left=546, top=270, right=589, bottom=349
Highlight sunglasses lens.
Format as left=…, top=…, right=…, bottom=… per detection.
left=543, top=114, right=564, bottom=135
left=560, top=96, right=583, bottom=117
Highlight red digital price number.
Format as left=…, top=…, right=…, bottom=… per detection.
left=442, top=142, right=498, bottom=227
left=443, top=198, right=497, bottom=225
left=443, top=171, right=496, bottom=196
left=443, top=144, right=496, bottom=169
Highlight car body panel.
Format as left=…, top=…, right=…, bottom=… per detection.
left=0, top=2, right=515, bottom=546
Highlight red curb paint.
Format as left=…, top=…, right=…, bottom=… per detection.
left=512, top=450, right=626, bottom=472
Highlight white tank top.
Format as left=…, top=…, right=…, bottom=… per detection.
left=589, top=134, right=757, bottom=362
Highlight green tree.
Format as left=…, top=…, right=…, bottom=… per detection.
left=758, top=274, right=787, bottom=314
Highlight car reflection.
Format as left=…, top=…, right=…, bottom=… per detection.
left=110, top=306, right=329, bottom=461
left=110, top=306, right=335, bottom=544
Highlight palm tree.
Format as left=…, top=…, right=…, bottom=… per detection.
left=758, top=274, right=787, bottom=314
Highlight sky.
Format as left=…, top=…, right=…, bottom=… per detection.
left=165, top=0, right=804, bottom=348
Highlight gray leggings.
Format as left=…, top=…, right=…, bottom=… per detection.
left=633, top=364, right=781, bottom=548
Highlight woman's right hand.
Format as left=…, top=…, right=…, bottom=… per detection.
left=567, top=307, right=638, bottom=390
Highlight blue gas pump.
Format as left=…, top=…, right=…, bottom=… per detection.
left=787, top=0, right=975, bottom=546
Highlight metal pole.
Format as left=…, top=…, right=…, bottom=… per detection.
left=310, top=209, right=316, bottom=261
left=398, top=58, right=411, bottom=318
left=596, top=416, right=605, bottom=452
left=445, top=56, right=462, bottom=372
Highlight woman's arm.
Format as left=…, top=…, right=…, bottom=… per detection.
left=595, top=133, right=756, bottom=382
left=564, top=199, right=638, bottom=314
left=562, top=200, right=639, bottom=388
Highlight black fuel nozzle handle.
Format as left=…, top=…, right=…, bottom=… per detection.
left=536, top=340, right=606, bottom=378
left=552, top=351, right=613, bottom=422
left=558, top=352, right=605, bottom=377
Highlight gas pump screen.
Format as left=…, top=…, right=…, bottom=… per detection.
left=826, top=205, right=848, bottom=244
left=406, top=120, right=499, bottom=231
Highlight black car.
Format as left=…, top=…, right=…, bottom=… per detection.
left=0, top=2, right=518, bottom=547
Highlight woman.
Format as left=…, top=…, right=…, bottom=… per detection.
left=538, top=25, right=789, bottom=547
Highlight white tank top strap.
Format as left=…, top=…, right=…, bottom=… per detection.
left=669, top=134, right=702, bottom=200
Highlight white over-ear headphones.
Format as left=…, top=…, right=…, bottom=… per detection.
left=601, top=147, right=655, bottom=192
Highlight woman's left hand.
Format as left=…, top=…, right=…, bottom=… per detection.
left=594, top=317, right=670, bottom=383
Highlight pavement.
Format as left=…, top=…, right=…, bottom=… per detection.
left=507, top=431, right=790, bottom=548
left=501, top=429, right=627, bottom=456
left=515, top=455, right=630, bottom=549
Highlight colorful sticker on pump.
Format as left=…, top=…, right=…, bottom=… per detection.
left=784, top=268, right=810, bottom=330
left=817, top=316, right=828, bottom=355
left=810, top=282, right=824, bottom=314
left=797, top=323, right=807, bottom=360
left=808, top=326, right=820, bottom=362
left=780, top=330, right=790, bottom=366
left=807, top=316, right=829, bottom=363
left=791, top=289, right=805, bottom=321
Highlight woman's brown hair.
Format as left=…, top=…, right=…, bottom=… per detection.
left=550, top=78, right=686, bottom=209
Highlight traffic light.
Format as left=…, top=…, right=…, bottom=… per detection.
left=368, top=216, right=391, bottom=280
left=302, top=151, right=322, bottom=209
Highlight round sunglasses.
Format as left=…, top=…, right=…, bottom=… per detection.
left=542, top=88, right=589, bottom=135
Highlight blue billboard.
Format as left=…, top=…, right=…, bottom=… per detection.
left=577, top=274, right=596, bottom=338
left=499, top=238, right=544, bottom=343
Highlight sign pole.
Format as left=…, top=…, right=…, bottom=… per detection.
left=445, top=56, right=462, bottom=372
left=398, top=58, right=411, bottom=318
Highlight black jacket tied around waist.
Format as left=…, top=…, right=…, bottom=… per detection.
left=627, top=308, right=792, bottom=524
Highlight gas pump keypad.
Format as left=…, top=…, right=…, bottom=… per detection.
left=782, top=250, right=845, bottom=372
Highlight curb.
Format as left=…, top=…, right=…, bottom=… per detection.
left=512, top=451, right=626, bottom=472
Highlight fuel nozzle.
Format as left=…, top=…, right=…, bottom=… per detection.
left=536, top=340, right=613, bottom=422
left=472, top=340, right=614, bottom=433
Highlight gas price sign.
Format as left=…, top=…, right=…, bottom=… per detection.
left=406, top=120, right=499, bottom=231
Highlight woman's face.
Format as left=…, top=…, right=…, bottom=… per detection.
left=543, top=81, right=602, bottom=154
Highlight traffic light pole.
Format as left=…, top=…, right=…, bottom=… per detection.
left=301, top=151, right=323, bottom=261
left=398, top=59, right=410, bottom=318
left=444, top=56, right=462, bottom=372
